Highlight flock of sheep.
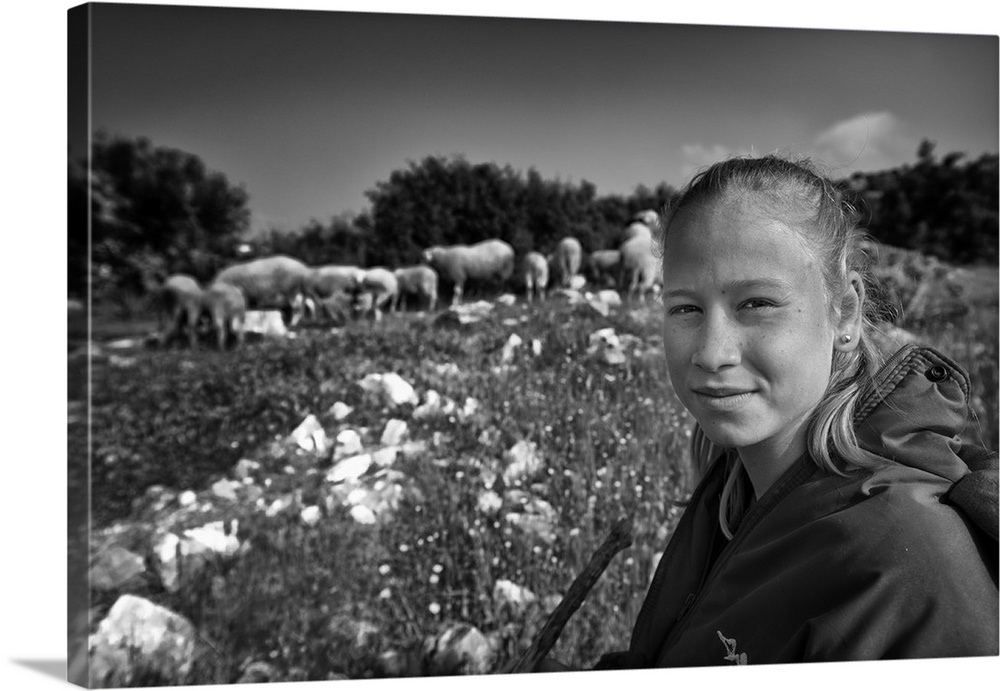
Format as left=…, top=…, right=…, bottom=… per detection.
left=157, top=210, right=665, bottom=349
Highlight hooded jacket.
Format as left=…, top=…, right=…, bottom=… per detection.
left=597, top=344, right=999, bottom=668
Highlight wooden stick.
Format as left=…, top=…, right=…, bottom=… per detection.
left=509, top=515, right=634, bottom=673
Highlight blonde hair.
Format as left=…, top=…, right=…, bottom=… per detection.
left=661, top=155, right=891, bottom=538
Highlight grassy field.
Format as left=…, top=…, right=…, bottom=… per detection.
left=75, top=271, right=998, bottom=685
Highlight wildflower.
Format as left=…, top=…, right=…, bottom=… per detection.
left=399, top=544, right=410, bottom=553
left=428, top=602, right=441, bottom=615
left=378, top=588, right=392, bottom=599
left=429, top=574, right=440, bottom=585
left=432, top=564, right=444, bottom=574
left=378, top=564, right=391, bottom=576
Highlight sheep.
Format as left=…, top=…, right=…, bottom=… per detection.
left=621, top=221, right=653, bottom=244
left=584, top=250, right=622, bottom=289
left=155, top=274, right=203, bottom=348
left=303, top=265, right=366, bottom=322
left=619, top=233, right=661, bottom=302
left=546, top=236, right=583, bottom=289
left=201, top=282, right=246, bottom=350
left=422, top=239, right=516, bottom=306
left=211, top=255, right=311, bottom=327
left=632, top=209, right=661, bottom=231
left=392, top=265, right=439, bottom=312
left=354, top=267, right=399, bottom=322
left=520, top=251, right=549, bottom=303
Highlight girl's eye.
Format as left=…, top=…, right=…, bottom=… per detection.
left=668, top=304, right=700, bottom=316
left=739, top=298, right=776, bottom=311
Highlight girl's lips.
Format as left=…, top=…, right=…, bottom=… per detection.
left=692, top=389, right=755, bottom=411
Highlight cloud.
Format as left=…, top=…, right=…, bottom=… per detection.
left=811, top=112, right=918, bottom=174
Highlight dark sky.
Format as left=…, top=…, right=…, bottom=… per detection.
left=81, top=1, right=998, bottom=235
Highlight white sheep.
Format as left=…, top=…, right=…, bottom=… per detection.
left=392, top=265, right=439, bottom=312
left=520, top=251, right=549, bottom=303
left=303, top=265, right=366, bottom=322
left=422, top=239, right=515, bottom=306
left=355, top=267, right=399, bottom=322
left=211, top=255, right=311, bottom=326
left=619, top=233, right=661, bottom=302
left=546, top=236, right=583, bottom=289
left=584, top=250, right=622, bottom=289
left=201, top=282, right=246, bottom=350
left=155, top=274, right=204, bottom=348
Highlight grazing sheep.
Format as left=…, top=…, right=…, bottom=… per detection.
left=355, top=267, right=399, bottom=322
left=520, top=251, right=549, bottom=303
left=304, top=265, right=366, bottom=322
left=632, top=209, right=661, bottom=231
left=619, top=233, right=661, bottom=302
left=621, top=221, right=653, bottom=244
left=211, top=255, right=311, bottom=327
left=422, top=239, right=516, bottom=306
left=547, top=237, right=583, bottom=289
left=393, top=265, right=439, bottom=312
left=156, top=274, right=203, bottom=348
left=201, top=282, right=246, bottom=350
left=584, top=250, right=622, bottom=289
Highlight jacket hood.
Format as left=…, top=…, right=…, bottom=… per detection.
left=855, top=343, right=998, bottom=541
left=854, top=344, right=972, bottom=482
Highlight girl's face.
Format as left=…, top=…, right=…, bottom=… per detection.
left=661, top=197, right=839, bottom=465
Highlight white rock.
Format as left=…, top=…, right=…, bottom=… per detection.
left=372, top=446, right=399, bottom=468
left=183, top=520, right=240, bottom=558
left=501, top=333, right=523, bottom=364
left=358, top=372, right=419, bottom=408
left=328, top=454, right=373, bottom=483
left=300, top=506, right=322, bottom=526
left=211, top=478, right=240, bottom=501
left=425, top=624, right=495, bottom=675
left=596, top=289, right=622, bottom=306
left=503, top=440, right=543, bottom=484
left=476, top=490, right=503, bottom=516
left=496, top=293, right=517, bottom=306
left=413, top=389, right=441, bottom=419
left=232, top=458, right=260, bottom=480
left=289, top=414, right=329, bottom=453
left=90, top=545, right=146, bottom=591
left=349, top=505, right=377, bottom=525
left=89, top=595, right=197, bottom=687
left=330, top=401, right=353, bottom=420
left=151, top=532, right=181, bottom=592
left=381, top=419, right=409, bottom=446
left=265, top=495, right=294, bottom=517
left=177, top=490, right=197, bottom=508
left=493, top=579, right=537, bottom=613
left=334, top=429, right=364, bottom=459
left=243, top=310, right=288, bottom=336
left=569, top=275, right=588, bottom=291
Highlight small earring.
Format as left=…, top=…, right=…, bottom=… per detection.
left=840, top=334, right=852, bottom=343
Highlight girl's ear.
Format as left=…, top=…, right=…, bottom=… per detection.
left=834, top=271, right=864, bottom=353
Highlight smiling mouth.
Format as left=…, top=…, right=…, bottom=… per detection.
left=692, top=389, right=755, bottom=411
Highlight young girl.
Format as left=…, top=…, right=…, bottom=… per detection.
left=585, top=155, right=999, bottom=668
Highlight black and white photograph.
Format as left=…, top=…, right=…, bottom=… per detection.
left=4, top=1, right=1000, bottom=690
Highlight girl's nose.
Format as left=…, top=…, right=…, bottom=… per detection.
left=691, top=314, right=741, bottom=372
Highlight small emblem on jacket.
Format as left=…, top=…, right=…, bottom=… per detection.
left=717, top=630, right=748, bottom=664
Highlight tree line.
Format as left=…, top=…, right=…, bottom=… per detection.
left=70, top=131, right=998, bottom=303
